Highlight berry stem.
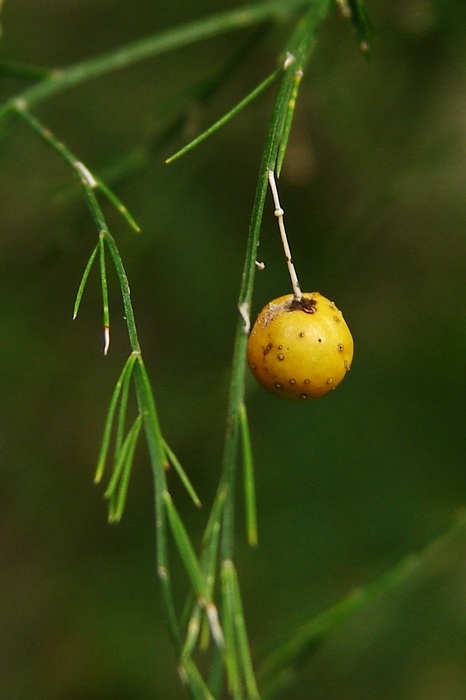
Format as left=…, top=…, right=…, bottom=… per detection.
left=267, top=169, right=302, bottom=300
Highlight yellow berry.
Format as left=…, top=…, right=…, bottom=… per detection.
left=247, top=292, right=354, bottom=400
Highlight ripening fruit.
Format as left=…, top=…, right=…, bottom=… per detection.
left=247, top=292, right=354, bottom=400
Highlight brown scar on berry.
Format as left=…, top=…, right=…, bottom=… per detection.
left=263, top=343, right=272, bottom=356
left=289, top=297, right=317, bottom=314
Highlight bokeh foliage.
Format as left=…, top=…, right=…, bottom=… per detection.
left=1, top=1, right=466, bottom=698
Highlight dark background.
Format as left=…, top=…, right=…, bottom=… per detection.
left=1, top=1, right=466, bottom=698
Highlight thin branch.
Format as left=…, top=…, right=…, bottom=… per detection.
left=0, top=0, right=311, bottom=120
left=267, top=169, right=302, bottom=299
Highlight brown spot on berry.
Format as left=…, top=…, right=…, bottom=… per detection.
left=289, top=297, right=317, bottom=314
left=263, top=343, right=272, bottom=356
left=278, top=353, right=285, bottom=361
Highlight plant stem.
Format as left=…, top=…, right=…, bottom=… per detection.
left=14, top=105, right=185, bottom=658
left=267, top=169, right=302, bottom=299
left=0, top=0, right=311, bottom=120
left=199, top=5, right=334, bottom=694
left=220, top=0, right=333, bottom=562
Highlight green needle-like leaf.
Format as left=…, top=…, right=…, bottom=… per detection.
left=239, top=402, right=257, bottom=547
left=164, top=491, right=208, bottom=600
left=222, top=559, right=260, bottom=699
left=164, top=491, right=225, bottom=650
left=229, top=561, right=260, bottom=700
left=182, top=603, right=203, bottom=659
left=94, top=353, right=138, bottom=484
left=72, top=242, right=99, bottom=320
left=104, top=413, right=142, bottom=499
left=166, top=66, right=283, bottom=164
left=106, top=414, right=143, bottom=523
left=115, top=353, right=136, bottom=455
left=98, top=233, right=110, bottom=355
left=164, top=440, right=202, bottom=508
left=221, top=561, right=241, bottom=697
left=346, top=0, right=373, bottom=54
left=180, top=657, right=216, bottom=700
left=96, top=177, right=141, bottom=233
left=276, top=65, right=303, bottom=177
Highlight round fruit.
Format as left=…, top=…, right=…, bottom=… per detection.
left=247, top=292, right=354, bottom=400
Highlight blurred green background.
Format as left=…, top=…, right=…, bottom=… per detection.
left=1, top=1, right=466, bottom=698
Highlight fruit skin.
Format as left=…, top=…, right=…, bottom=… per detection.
left=247, top=292, right=354, bottom=400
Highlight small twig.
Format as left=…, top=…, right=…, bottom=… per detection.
left=267, top=169, right=302, bottom=300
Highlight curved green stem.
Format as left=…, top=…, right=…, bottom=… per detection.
left=0, top=0, right=311, bottom=121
